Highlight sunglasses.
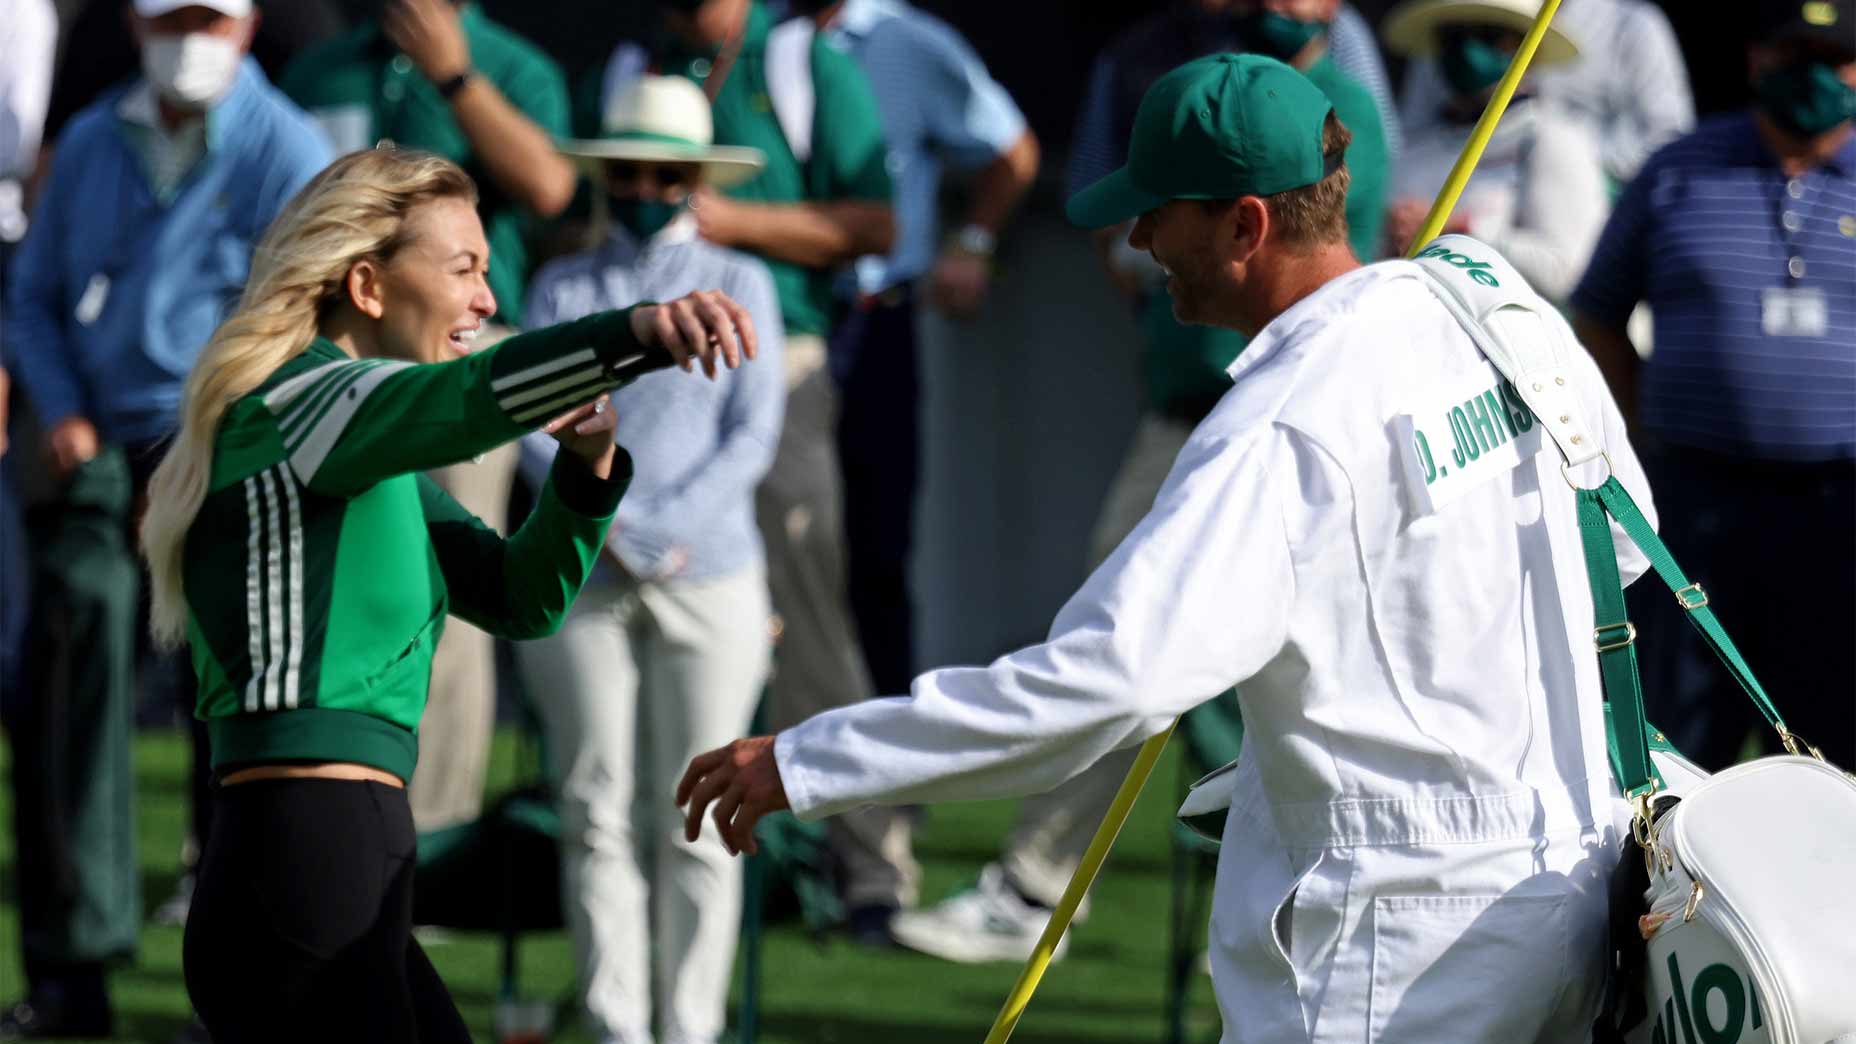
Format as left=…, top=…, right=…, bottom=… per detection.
left=1437, top=24, right=1521, bottom=50
left=604, top=162, right=699, bottom=189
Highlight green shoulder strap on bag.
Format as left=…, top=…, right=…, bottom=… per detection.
left=1573, top=476, right=1790, bottom=798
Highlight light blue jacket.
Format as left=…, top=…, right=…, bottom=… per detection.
left=5, top=59, right=330, bottom=443
left=522, top=220, right=785, bottom=582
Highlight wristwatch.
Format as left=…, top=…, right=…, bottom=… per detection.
left=436, top=68, right=475, bottom=100
left=951, top=223, right=997, bottom=257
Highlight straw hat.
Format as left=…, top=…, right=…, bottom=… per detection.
left=1381, top=0, right=1581, bottom=63
left=558, top=75, right=765, bottom=188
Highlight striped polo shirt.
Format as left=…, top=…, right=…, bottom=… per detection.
left=1572, top=112, right=1856, bottom=462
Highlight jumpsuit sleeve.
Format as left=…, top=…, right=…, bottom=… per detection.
left=775, top=425, right=1297, bottom=820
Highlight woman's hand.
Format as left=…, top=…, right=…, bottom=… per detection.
left=541, top=394, right=618, bottom=480
left=629, top=289, right=758, bottom=379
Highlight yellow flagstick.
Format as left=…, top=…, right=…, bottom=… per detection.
left=980, top=720, right=1177, bottom=1044
left=981, top=3, right=1565, bottom=1041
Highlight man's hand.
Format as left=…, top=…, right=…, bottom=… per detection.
left=45, top=415, right=100, bottom=480
left=0, top=366, right=10, bottom=459
left=629, top=289, right=759, bottom=379
left=689, top=189, right=750, bottom=250
left=1385, top=198, right=1472, bottom=256
left=928, top=249, right=992, bottom=319
left=383, top=0, right=472, bottom=83
left=677, top=735, right=789, bottom=856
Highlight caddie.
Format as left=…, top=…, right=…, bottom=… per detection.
left=679, top=53, right=1661, bottom=1042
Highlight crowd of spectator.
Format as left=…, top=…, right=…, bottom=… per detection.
left=1, top=0, right=1850, bottom=1041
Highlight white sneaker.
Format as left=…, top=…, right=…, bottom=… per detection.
left=151, top=872, right=194, bottom=927
left=889, top=864, right=1070, bottom=964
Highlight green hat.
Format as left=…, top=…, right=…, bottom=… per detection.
left=1066, top=54, right=1335, bottom=228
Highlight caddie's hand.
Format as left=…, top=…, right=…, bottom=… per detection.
left=628, top=289, right=757, bottom=379
left=539, top=394, right=619, bottom=479
left=676, top=735, right=789, bottom=857
left=1384, top=198, right=1430, bottom=256
left=384, top=0, right=472, bottom=84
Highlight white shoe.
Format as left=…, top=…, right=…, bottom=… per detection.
left=151, top=872, right=194, bottom=927
left=889, top=864, right=1070, bottom=964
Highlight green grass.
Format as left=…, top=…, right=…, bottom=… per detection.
left=1, top=729, right=1222, bottom=1043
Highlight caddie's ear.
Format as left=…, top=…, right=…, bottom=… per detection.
left=1228, top=195, right=1271, bottom=266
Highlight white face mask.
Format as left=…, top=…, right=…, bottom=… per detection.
left=141, top=33, right=243, bottom=110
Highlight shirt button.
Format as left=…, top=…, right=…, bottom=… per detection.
left=391, top=55, right=413, bottom=75
left=1787, top=178, right=1806, bottom=199
left=1788, top=256, right=1807, bottom=279
left=691, top=57, right=713, bottom=79
left=1782, top=211, right=1803, bottom=233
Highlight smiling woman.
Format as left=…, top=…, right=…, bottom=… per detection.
left=134, top=146, right=759, bottom=1044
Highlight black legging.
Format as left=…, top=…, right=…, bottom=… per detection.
left=184, top=777, right=471, bottom=1044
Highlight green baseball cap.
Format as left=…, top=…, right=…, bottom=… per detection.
left=1067, top=53, right=1336, bottom=228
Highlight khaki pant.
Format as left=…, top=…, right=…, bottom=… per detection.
left=1000, top=412, right=1194, bottom=907
left=519, top=566, right=771, bottom=1044
left=756, top=336, right=917, bottom=908
left=409, top=326, right=520, bottom=833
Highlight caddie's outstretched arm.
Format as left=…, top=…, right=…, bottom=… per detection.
left=680, top=422, right=1298, bottom=855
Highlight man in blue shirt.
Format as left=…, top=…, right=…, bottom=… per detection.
left=518, top=74, right=785, bottom=1044
left=796, top=0, right=1040, bottom=944
left=1571, top=0, right=1856, bottom=772
left=2, top=1, right=328, bottom=1034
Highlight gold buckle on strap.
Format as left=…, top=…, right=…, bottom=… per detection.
left=1779, top=726, right=1827, bottom=761
left=1674, top=583, right=1709, bottom=611
left=1594, top=621, right=1638, bottom=652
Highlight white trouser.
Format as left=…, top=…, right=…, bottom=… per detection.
left=520, top=564, right=771, bottom=1044
left=1211, top=756, right=1615, bottom=1043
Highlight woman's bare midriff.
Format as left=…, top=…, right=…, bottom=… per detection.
left=219, top=762, right=405, bottom=788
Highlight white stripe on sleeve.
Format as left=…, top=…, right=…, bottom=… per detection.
left=279, top=466, right=305, bottom=709
left=287, top=362, right=412, bottom=483
left=242, top=476, right=265, bottom=713
left=258, top=469, right=286, bottom=711
left=262, top=362, right=344, bottom=413
left=490, top=348, right=598, bottom=393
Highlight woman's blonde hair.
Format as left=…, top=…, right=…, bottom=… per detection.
left=142, top=147, right=477, bottom=648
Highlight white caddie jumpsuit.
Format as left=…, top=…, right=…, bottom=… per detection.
left=774, top=258, right=1658, bottom=1043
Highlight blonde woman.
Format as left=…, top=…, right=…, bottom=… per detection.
left=138, top=147, right=755, bottom=1043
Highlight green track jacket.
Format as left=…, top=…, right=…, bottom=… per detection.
left=185, top=310, right=649, bottom=781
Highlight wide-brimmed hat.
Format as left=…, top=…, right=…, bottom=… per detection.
left=1382, top=0, right=1581, bottom=63
left=134, top=0, right=251, bottom=15
left=558, top=75, right=765, bottom=188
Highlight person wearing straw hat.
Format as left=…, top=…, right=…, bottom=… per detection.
left=518, top=74, right=786, bottom=1044
left=680, top=52, right=1663, bottom=1041
left=1381, top=0, right=1609, bottom=303
left=1396, top=0, right=1694, bottom=187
